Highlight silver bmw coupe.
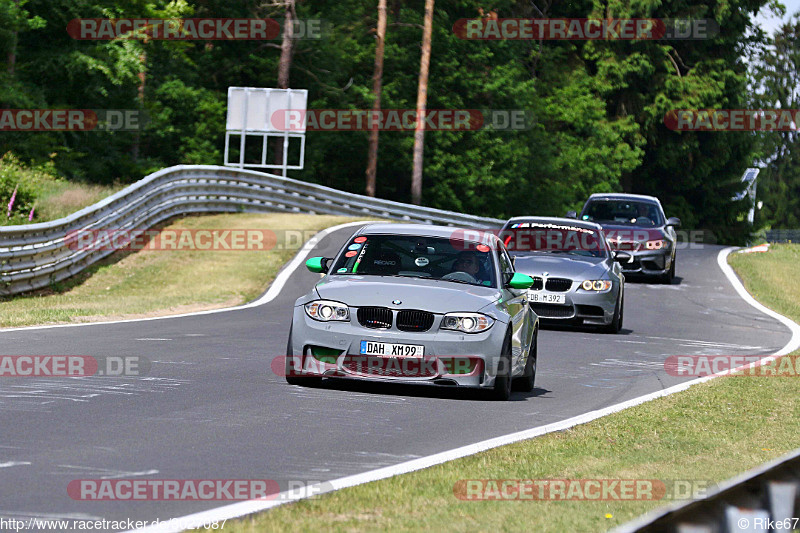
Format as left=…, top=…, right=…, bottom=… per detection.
left=285, top=224, right=538, bottom=400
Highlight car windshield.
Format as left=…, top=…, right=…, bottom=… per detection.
left=330, top=234, right=497, bottom=288
left=501, top=223, right=607, bottom=258
left=581, top=200, right=663, bottom=227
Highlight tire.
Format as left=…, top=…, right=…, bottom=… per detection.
left=603, top=291, right=623, bottom=334
left=284, top=324, right=322, bottom=386
left=513, top=328, right=537, bottom=392
left=489, top=330, right=513, bottom=401
left=660, top=256, right=675, bottom=284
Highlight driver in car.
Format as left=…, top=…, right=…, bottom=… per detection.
left=450, top=251, right=488, bottom=284
left=635, top=204, right=655, bottom=224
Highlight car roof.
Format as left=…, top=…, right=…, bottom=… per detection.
left=355, top=223, right=501, bottom=244
left=503, top=216, right=604, bottom=232
left=586, top=193, right=661, bottom=205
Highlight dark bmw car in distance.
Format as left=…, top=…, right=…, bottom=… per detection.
left=568, top=193, right=681, bottom=284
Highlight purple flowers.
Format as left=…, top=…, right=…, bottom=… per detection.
left=7, top=184, right=17, bottom=218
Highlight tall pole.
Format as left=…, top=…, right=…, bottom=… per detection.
left=274, top=0, right=295, bottom=174
left=365, top=0, right=388, bottom=197
left=410, top=0, right=434, bottom=205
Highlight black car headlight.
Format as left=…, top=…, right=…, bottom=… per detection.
left=304, top=300, right=350, bottom=321
left=579, top=280, right=613, bottom=292
left=440, top=313, right=494, bottom=333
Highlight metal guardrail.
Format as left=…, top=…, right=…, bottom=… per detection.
left=614, top=448, right=800, bottom=533
left=764, top=229, right=800, bottom=243
left=0, top=165, right=504, bottom=296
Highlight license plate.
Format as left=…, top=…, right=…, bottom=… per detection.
left=528, top=291, right=567, bottom=304
left=360, top=341, right=424, bottom=357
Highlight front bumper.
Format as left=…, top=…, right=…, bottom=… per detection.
left=527, top=284, right=618, bottom=326
left=617, top=248, right=672, bottom=277
left=287, top=306, right=509, bottom=388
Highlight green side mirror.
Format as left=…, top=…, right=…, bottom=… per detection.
left=508, top=272, right=534, bottom=290
left=306, top=257, right=327, bottom=273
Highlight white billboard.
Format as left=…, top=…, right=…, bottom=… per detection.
left=224, top=87, right=308, bottom=174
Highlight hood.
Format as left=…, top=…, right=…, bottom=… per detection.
left=313, top=276, right=501, bottom=313
left=512, top=254, right=609, bottom=280
left=596, top=224, right=665, bottom=242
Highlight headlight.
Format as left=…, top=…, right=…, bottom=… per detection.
left=645, top=239, right=665, bottom=250
left=304, top=300, right=350, bottom=321
left=440, top=313, right=494, bottom=333
left=580, top=280, right=613, bottom=292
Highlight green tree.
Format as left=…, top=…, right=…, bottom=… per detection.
left=750, top=14, right=800, bottom=228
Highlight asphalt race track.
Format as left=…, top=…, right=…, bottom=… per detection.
left=0, top=224, right=792, bottom=528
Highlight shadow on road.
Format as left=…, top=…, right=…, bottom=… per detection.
left=298, top=377, right=552, bottom=402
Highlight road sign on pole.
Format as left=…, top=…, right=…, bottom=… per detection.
left=223, top=87, right=308, bottom=176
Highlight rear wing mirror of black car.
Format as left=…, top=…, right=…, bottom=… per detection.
left=666, top=217, right=681, bottom=227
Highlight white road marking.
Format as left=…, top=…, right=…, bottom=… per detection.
left=0, top=510, right=104, bottom=521
left=136, top=338, right=172, bottom=341
left=642, top=335, right=765, bottom=351
left=56, top=465, right=159, bottom=479
left=590, top=359, right=664, bottom=369
left=127, top=247, right=800, bottom=533
left=0, top=461, right=30, bottom=468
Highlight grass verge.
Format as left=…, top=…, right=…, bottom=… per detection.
left=222, top=245, right=800, bottom=533
left=0, top=213, right=366, bottom=328
left=32, top=178, right=122, bottom=222
left=1, top=153, right=121, bottom=224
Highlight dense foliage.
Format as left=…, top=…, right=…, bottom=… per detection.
left=1, top=0, right=795, bottom=241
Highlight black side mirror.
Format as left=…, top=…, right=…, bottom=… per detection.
left=566, top=211, right=577, bottom=219
left=666, top=217, right=681, bottom=227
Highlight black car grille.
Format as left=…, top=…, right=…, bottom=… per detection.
left=357, top=307, right=393, bottom=329
left=545, top=278, right=572, bottom=292
left=530, top=303, right=575, bottom=318
left=396, top=310, right=435, bottom=332
left=610, top=240, right=641, bottom=252
left=576, top=305, right=604, bottom=317
left=530, top=277, right=544, bottom=290
left=621, top=258, right=642, bottom=271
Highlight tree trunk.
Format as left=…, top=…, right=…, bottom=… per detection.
left=7, top=0, right=18, bottom=75
left=365, top=0, right=388, bottom=197
left=274, top=0, right=296, bottom=170
left=7, top=39, right=16, bottom=75
left=132, top=50, right=146, bottom=161
left=411, top=0, right=434, bottom=205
